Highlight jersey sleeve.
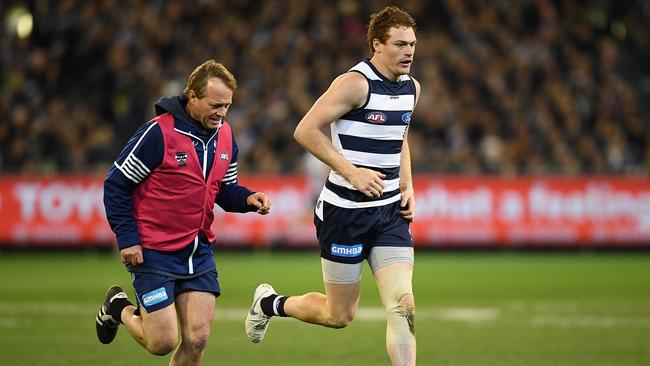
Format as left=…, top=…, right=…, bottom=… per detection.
left=215, top=133, right=255, bottom=213
left=103, top=121, right=163, bottom=249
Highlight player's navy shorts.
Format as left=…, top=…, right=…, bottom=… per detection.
left=315, top=200, right=413, bottom=264
left=131, top=270, right=220, bottom=313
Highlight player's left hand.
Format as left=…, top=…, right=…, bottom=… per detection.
left=247, top=192, right=272, bottom=215
left=399, top=187, right=416, bottom=221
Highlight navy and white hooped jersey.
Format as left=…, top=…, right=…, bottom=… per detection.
left=318, top=59, right=416, bottom=210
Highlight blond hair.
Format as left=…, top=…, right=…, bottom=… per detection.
left=183, top=60, right=237, bottom=98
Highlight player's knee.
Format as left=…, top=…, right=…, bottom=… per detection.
left=394, top=293, right=415, bottom=320
left=327, top=315, right=352, bottom=329
left=388, top=293, right=415, bottom=334
left=181, top=331, right=210, bottom=355
left=146, top=336, right=178, bottom=356
left=327, top=309, right=355, bottom=328
left=398, top=293, right=415, bottom=313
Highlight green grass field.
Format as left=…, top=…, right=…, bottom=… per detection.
left=1, top=250, right=649, bottom=365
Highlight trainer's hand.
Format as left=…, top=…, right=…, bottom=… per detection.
left=399, top=186, right=416, bottom=221
left=247, top=192, right=271, bottom=215
left=347, top=167, right=386, bottom=198
left=120, top=245, right=143, bottom=266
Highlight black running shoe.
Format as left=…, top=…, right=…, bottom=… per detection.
left=95, top=285, right=127, bottom=344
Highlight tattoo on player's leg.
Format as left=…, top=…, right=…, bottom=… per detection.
left=396, top=294, right=415, bottom=335
left=396, top=306, right=415, bottom=335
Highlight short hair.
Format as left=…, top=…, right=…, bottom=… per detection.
left=367, top=6, right=417, bottom=54
left=183, top=60, right=237, bottom=98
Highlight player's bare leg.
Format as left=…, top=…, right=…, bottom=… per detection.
left=121, top=304, right=179, bottom=356
left=374, top=262, right=416, bottom=366
left=246, top=259, right=362, bottom=342
left=245, top=281, right=361, bottom=343
left=169, top=291, right=215, bottom=366
left=283, top=282, right=361, bottom=328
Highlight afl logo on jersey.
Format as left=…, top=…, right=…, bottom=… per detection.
left=365, top=111, right=387, bottom=123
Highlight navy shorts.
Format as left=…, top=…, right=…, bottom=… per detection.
left=131, top=270, right=220, bottom=313
left=315, top=200, right=413, bottom=264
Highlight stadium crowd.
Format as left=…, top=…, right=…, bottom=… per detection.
left=1, top=0, right=648, bottom=175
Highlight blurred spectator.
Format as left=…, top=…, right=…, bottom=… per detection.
left=1, top=0, right=648, bottom=175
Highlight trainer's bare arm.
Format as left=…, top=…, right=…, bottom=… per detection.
left=294, top=72, right=385, bottom=198
left=399, top=77, right=421, bottom=221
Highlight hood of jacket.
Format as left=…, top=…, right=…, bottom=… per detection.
left=154, top=94, right=216, bottom=140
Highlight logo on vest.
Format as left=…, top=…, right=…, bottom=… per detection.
left=220, top=152, right=229, bottom=160
left=175, top=152, right=188, bottom=167
left=365, top=111, right=387, bottom=123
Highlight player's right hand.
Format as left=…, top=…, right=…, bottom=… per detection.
left=120, top=245, right=144, bottom=266
left=348, top=167, right=386, bottom=198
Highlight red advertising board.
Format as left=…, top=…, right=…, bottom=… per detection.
left=411, top=176, right=650, bottom=247
left=1, top=175, right=649, bottom=247
left=0, top=175, right=113, bottom=247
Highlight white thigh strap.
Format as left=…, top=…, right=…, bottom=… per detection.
left=321, top=258, right=363, bottom=285
left=369, top=247, right=414, bottom=273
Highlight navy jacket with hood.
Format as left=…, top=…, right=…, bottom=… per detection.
left=104, top=95, right=254, bottom=257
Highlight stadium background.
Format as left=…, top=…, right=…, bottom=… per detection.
left=0, top=1, right=649, bottom=365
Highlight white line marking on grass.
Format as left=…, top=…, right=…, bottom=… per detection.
left=218, top=307, right=500, bottom=323
left=219, top=308, right=391, bottom=321
left=0, top=301, right=90, bottom=314
left=0, top=301, right=500, bottom=323
left=531, top=315, right=650, bottom=328
left=0, top=317, right=21, bottom=328
left=436, top=308, right=500, bottom=322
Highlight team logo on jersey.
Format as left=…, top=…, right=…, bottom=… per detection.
left=220, top=152, right=229, bottom=160
left=175, top=152, right=187, bottom=167
left=365, top=111, right=387, bottom=123
left=331, top=243, right=363, bottom=257
left=402, top=112, right=412, bottom=123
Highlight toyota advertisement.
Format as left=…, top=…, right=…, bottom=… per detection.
left=1, top=175, right=649, bottom=248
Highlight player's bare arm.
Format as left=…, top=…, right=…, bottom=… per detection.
left=294, top=72, right=386, bottom=198
left=399, top=77, right=420, bottom=221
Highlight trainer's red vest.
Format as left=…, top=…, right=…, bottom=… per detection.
left=132, top=113, right=233, bottom=251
